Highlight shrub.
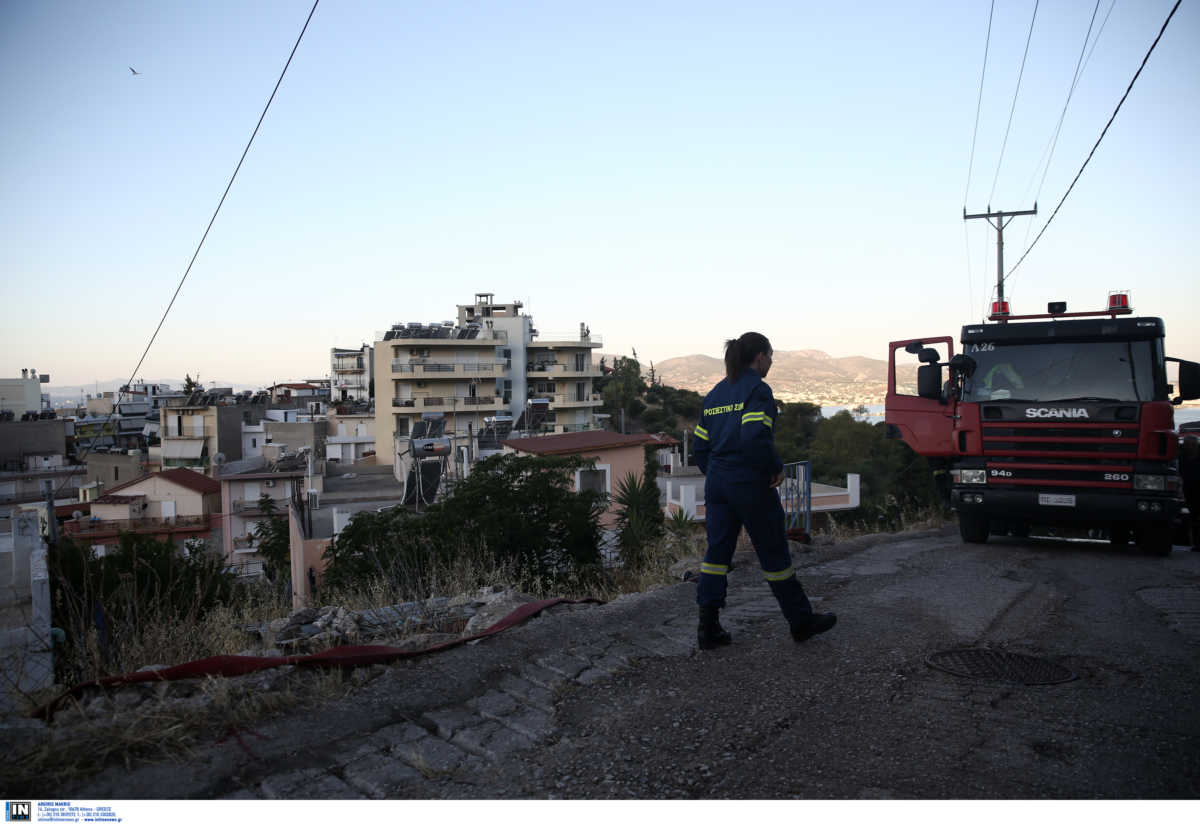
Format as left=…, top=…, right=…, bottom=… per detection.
left=323, top=454, right=607, bottom=595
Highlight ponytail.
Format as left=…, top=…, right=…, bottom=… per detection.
left=724, top=332, right=772, bottom=381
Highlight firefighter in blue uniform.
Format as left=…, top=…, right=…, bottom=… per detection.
left=691, top=332, right=837, bottom=649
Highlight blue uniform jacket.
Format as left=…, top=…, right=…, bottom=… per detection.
left=691, top=370, right=784, bottom=483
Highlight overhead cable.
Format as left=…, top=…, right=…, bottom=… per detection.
left=988, top=0, right=1041, bottom=205
left=963, top=0, right=996, bottom=207
left=1004, top=0, right=1182, bottom=285
left=57, top=0, right=321, bottom=499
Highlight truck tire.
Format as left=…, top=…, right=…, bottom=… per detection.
left=959, top=513, right=989, bottom=544
left=1109, top=526, right=1131, bottom=547
left=1135, top=524, right=1172, bottom=557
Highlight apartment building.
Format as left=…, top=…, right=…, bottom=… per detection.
left=0, top=369, right=50, bottom=418
left=331, top=345, right=373, bottom=404
left=159, top=394, right=263, bottom=475
left=373, top=293, right=603, bottom=468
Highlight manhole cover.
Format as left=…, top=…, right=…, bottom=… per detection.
left=925, top=649, right=1075, bottom=685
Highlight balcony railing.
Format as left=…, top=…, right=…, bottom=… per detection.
left=532, top=332, right=603, bottom=345
left=231, top=499, right=288, bottom=514
left=392, top=360, right=503, bottom=374
left=531, top=393, right=603, bottom=406
left=64, top=514, right=210, bottom=536
left=393, top=396, right=502, bottom=410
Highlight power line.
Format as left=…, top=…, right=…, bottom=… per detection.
left=1004, top=0, right=1182, bottom=285
left=1022, top=0, right=1113, bottom=257
left=989, top=0, right=1040, bottom=205
left=1022, top=0, right=1101, bottom=208
left=963, top=0, right=996, bottom=207
left=57, top=0, right=321, bottom=500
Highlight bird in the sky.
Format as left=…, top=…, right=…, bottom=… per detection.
left=129, top=67, right=140, bottom=76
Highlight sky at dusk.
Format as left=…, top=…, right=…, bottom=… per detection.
left=2, top=0, right=1197, bottom=388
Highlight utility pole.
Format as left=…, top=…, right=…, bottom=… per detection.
left=963, top=204, right=1037, bottom=312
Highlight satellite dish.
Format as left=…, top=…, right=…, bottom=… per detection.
left=213, top=453, right=227, bottom=466
left=72, top=511, right=84, bottom=521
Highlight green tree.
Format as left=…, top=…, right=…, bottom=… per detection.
left=183, top=373, right=201, bottom=393
left=600, top=356, right=647, bottom=433
left=251, top=494, right=291, bottom=582
left=773, top=401, right=822, bottom=463
left=323, top=454, right=606, bottom=594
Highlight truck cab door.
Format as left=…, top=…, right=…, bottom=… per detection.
left=885, top=336, right=956, bottom=457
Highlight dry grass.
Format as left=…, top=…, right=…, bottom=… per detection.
left=0, top=662, right=354, bottom=795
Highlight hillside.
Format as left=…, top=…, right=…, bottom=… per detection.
left=653, top=350, right=914, bottom=406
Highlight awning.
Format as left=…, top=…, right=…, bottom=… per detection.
left=162, top=440, right=204, bottom=459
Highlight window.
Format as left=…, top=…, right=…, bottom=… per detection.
left=113, top=467, right=119, bottom=481
left=576, top=465, right=610, bottom=495
left=251, top=438, right=257, bottom=448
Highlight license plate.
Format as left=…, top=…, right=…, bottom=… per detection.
left=1038, top=493, right=1076, bottom=507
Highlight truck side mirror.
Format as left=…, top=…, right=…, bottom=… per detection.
left=1173, top=359, right=1200, bottom=402
left=948, top=354, right=977, bottom=377
left=917, top=363, right=943, bottom=400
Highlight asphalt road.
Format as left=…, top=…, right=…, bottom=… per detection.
left=54, top=526, right=1200, bottom=799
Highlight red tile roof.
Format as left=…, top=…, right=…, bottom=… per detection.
left=502, top=430, right=674, bottom=456
left=103, top=467, right=220, bottom=497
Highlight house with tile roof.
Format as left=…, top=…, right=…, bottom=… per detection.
left=501, top=430, right=671, bottom=527
left=62, top=467, right=222, bottom=553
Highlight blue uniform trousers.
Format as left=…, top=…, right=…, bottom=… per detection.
left=697, top=473, right=814, bottom=629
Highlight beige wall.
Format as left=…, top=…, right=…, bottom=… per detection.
left=112, top=473, right=215, bottom=518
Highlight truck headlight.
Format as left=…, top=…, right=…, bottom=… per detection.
left=953, top=469, right=987, bottom=485
left=1133, top=474, right=1166, bottom=491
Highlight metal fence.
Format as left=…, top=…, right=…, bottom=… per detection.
left=778, top=461, right=812, bottom=533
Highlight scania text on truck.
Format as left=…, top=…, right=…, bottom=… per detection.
left=885, top=293, right=1200, bottom=555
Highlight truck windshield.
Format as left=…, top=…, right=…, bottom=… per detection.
left=959, top=340, right=1161, bottom=403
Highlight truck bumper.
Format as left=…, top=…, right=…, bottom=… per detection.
left=951, top=486, right=1184, bottom=526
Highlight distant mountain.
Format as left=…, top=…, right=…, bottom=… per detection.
left=653, top=350, right=915, bottom=406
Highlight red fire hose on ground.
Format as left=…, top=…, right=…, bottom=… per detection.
left=34, top=597, right=602, bottom=721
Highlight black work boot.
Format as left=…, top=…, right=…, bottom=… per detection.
left=791, top=612, right=837, bottom=643
left=698, top=606, right=732, bottom=650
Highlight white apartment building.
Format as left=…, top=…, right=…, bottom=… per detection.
left=373, top=293, right=604, bottom=468
left=331, top=345, right=372, bottom=404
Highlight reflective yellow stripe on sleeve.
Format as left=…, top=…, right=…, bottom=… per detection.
left=762, top=566, right=794, bottom=582
left=700, top=562, right=729, bottom=576
left=694, top=425, right=710, bottom=441
left=741, top=412, right=773, bottom=428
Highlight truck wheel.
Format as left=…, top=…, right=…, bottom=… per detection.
left=959, top=513, right=989, bottom=544
left=1109, top=526, right=1131, bottom=547
left=1135, top=524, right=1172, bottom=557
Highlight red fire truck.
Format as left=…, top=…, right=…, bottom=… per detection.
left=885, top=293, right=1200, bottom=555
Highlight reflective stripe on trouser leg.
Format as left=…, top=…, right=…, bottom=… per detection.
left=698, top=475, right=741, bottom=608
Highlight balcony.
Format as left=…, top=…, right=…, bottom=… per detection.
left=392, top=360, right=503, bottom=375
left=231, top=498, right=289, bottom=515
left=528, top=363, right=600, bottom=378
left=530, top=332, right=603, bottom=346
left=64, top=514, right=211, bottom=537
left=531, top=393, right=603, bottom=408
left=393, top=396, right=502, bottom=411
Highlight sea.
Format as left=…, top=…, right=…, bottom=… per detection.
left=821, top=404, right=1200, bottom=425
